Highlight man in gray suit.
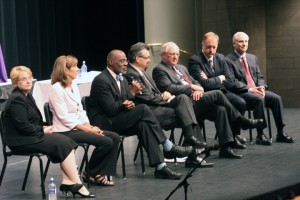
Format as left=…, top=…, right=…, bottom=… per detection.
left=152, top=42, right=263, bottom=159
left=126, top=42, right=214, bottom=168
left=226, top=32, right=295, bottom=144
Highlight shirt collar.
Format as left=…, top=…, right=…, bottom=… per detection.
left=234, top=50, right=246, bottom=58
left=107, top=67, right=119, bottom=81
left=202, top=49, right=213, bottom=62
left=130, top=63, right=144, bottom=76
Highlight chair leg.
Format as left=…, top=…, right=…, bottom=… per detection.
left=133, top=142, right=140, bottom=163
left=178, top=132, right=184, bottom=146
left=0, top=155, right=8, bottom=186
left=37, top=156, right=46, bottom=199
left=169, top=129, right=177, bottom=163
left=43, top=159, right=51, bottom=181
left=248, top=110, right=253, bottom=143
left=169, top=128, right=175, bottom=143
left=139, top=143, right=145, bottom=175
left=202, top=121, right=207, bottom=142
left=118, top=138, right=126, bottom=179
left=84, top=147, right=90, bottom=188
left=267, top=108, right=272, bottom=141
left=22, top=155, right=33, bottom=191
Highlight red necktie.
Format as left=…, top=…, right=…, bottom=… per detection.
left=172, top=66, right=192, bottom=84
left=241, top=56, right=255, bottom=87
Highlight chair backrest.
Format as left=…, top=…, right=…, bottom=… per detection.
left=81, top=96, right=90, bottom=115
left=0, top=111, right=7, bottom=148
left=44, top=102, right=53, bottom=125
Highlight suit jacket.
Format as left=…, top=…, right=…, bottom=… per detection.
left=226, top=52, right=266, bottom=93
left=126, top=64, right=168, bottom=107
left=49, top=82, right=89, bottom=132
left=188, top=51, right=235, bottom=91
left=89, top=68, right=134, bottom=125
left=152, top=61, right=199, bottom=95
left=4, top=87, right=44, bottom=147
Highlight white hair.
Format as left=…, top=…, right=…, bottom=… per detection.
left=232, top=32, right=249, bottom=42
left=160, top=42, right=180, bottom=54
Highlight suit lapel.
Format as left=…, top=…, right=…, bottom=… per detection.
left=144, top=72, right=160, bottom=93
left=232, top=53, right=247, bottom=83
left=245, top=54, right=255, bottom=78
left=161, top=61, right=182, bottom=84
left=27, top=93, right=43, bottom=121
left=104, top=69, right=121, bottom=94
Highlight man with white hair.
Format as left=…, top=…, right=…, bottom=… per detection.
left=226, top=32, right=295, bottom=144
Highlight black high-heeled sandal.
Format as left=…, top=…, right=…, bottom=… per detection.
left=93, top=175, right=114, bottom=186
left=69, top=184, right=95, bottom=198
left=59, top=183, right=83, bottom=197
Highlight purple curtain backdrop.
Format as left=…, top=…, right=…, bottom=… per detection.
left=0, top=44, right=8, bottom=83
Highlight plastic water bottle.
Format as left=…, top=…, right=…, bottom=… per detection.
left=80, top=61, right=88, bottom=78
left=48, top=177, right=57, bottom=200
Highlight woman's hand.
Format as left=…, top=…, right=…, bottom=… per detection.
left=43, top=125, right=54, bottom=134
left=89, top=125, right=104, bottom=136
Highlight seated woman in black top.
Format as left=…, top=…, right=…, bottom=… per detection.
left=4, top=66, right=94, bottom=198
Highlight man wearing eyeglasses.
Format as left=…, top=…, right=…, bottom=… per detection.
left=88, top=49, right=194, bottom=180
left=126, top=42, right=214, bottom=168
left=152, top=42, right=264, bottom=159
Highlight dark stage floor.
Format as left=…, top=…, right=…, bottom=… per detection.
left=0, top=108, right=299, bottom=200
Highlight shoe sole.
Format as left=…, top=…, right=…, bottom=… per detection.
left=256, top=141, right=272, bottom=146
left=219, top=155, right=242, bottom=159
left=154, top=175, right=181, bottom=180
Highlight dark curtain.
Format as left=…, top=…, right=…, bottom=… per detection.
left=0, top=0, right=144, bottom=80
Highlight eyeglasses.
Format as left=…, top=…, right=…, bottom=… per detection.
left=166, top=52, right=180, bottom=57
left=18, top=77, right=33, bottom=82
left=119, top=59, right=128, bottom=64
left=138, top=55, right=150, bottom=59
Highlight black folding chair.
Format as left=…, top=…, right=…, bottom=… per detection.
left=247, top=107, right=272, bottom=143
left=0, top=111, right=50, bottom=199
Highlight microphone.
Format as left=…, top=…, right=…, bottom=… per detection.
left=124, top=75, right=142, bottom=94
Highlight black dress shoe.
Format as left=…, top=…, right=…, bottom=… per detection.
left=184, top=136, right=207, bottom=149
left=163, top=145, right=193, bottom=159
left=204, top=143, right=219, bottom=152
left=235, top=135, right=247, bottom=144
left=276, top=133, right=295, bottom=143
left=231, top=139, right=246, bottom=149
left=154, top=166, right=181, bottom=180
left=185, top=157, right=214, bottom=168
left=238, top=116, right=264, bottom=130
left=256, top=134, right=272, bottom=145
left=219, top=147, right=242, bottom=159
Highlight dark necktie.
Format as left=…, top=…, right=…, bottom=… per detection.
left=172, top=66, right=192, bottom=84
left=241, top=56, right=255, bottom=87
left=208, top=59, right=215, bottom=73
